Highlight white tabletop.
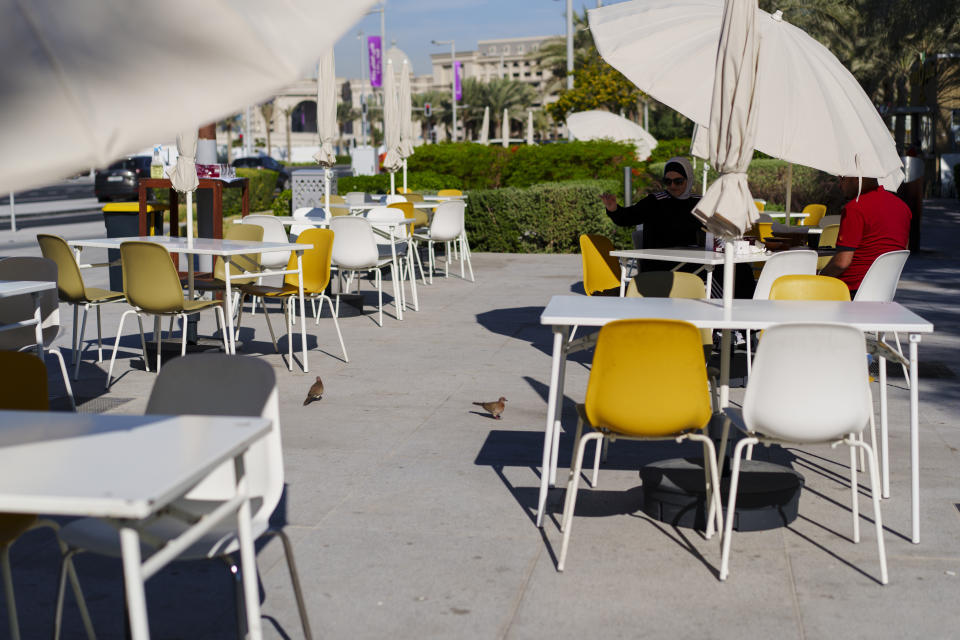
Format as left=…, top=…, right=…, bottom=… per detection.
left=540, top=295, right=934, bottom=334
left=609, top=247, right=770, bottom=265
left=268, top=216, right=416, bottom=227
left=0, top=280, right=56, bottom=297
left=68, top=236, right=304, bottom=256
left=0, top=411, right=271, bottom=519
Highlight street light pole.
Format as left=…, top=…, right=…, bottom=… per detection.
left=432, top=39, right=457, bottom=142
left=358, top=30, right=367, bottom=146
left=566, top=0, right=574, bottom=90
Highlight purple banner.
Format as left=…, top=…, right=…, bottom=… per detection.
left=454, top=61, right=462, bottom=101
left=368, top=36, right=382, bottom=88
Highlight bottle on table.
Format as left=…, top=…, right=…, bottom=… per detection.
left=150, top=145, right=164, bottom=179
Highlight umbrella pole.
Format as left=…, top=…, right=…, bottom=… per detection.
left=390, top=172, right=395, bottom=195
left=325, top=169, right=331, bottom=212
left=718, top=240, right=735, bottom=409
left=702, top=162, right=709, bottom=195
left=403, top=159, right=407, bottom=192
left=785, top=162, right=793, bottom=224
left=186, top=190, right=194, bottom=297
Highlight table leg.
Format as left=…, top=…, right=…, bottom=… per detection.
left=550, top=338, right=569, bottom=487
left=705, top=266, right=715, bottom=299
left=879, top=347, right=890, bottom=498
left=619, top=264, right=627, bottom=297
left=719, top=329, right=731, bottom=409
left=909, top=334, right=920, bottom=544
left=298, top=252, right=308, bottom=373
left=233, top=455, right=263, bottom=640
left=223, top=261, right=235, bottom=355
left=31, top=291, right=44, bottom=361
left=537, top=326, right=568, bottom=527
left=119, top=526, right=151, bottom=639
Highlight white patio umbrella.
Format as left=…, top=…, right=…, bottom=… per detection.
left=168, top=129, right=199, bottom=289
left=588, top=0, right=903, bottom=189
left=501, top=109, right=510, bottom=148
left=0, top=0, right=377, bottom=195
left=526, top=110, right=534, bottom=146
left=314, top=49, right=338, bottom=213
left=479, top=106, right=490, bottom=145
left=566, top=109, right=658, bottom=160
left=382, top=59, right=403, bottom=194
left=399, top=59, right=415, bottom=192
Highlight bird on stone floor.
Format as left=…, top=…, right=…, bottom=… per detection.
left=303, top=376, right=324, bottom=406
left=473, top=397, right=507, bottom=419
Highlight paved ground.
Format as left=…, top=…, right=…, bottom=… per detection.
left=1, top=200, right=958, bottom=639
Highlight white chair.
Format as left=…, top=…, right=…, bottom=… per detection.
left=855, top=250, right=911, bottom=386
left=55, top=354, right=313, bottom=639
left=719, top=323, right=887, bottom=584
left=380, top=194, right=407, bottom=205
left=365, top=205, right=419, bottom=312
left=330, top=216, right=401, bottom=326
left=412, top=200, right=475, bottom=283
left=290, top=206, right=328, bottom=239
left=240, top=214, right=290, bottom=269
left=0, top=257, right=75, bottom=410
left=745, top=249, right=818, bottom=375
left=344, top=191, right=367, bottom=211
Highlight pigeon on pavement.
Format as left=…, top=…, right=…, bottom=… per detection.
left=303, top=377, right=324, bottom=406
left=473, top=397, right=507, bottom=419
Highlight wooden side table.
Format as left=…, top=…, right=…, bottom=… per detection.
left=137, top=177, right=250, bottom=238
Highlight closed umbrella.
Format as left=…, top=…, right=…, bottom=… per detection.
left=501, top=109, right=509, bottom=148
left=589, top=0, right=903, bottom=188
left=526, top=110, right=534, bottom=146
left=382, top=59, right=403, bottom=194
left=399, top=59, right=415, bottom=192
left=479, top=106, right=490, bottom=145
left=314, top=49, right=337, bottom=213
left=168, top=129, right=199, bottom=289
left=1, top=0, right=378, bottom=195
left=566, top=109, right=658, bottom=160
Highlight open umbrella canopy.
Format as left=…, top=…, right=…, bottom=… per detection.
left=589, top=0, right=902, bottom=186
left=1, top=0, right=377, bottom=194
left=566, top=109, right=658, bottom=160
left=314, top=49, right=338, bottom=168
left=382, top=60, right=403, bottom=174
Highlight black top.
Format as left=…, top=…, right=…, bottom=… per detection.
left=607, top=191, right=704, bottom=273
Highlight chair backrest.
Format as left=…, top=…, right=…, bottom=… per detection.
left=145, top=354, right=282, bottom=532
left=36, top=233, right=90, bottom=301
left=429, top=200, right=465, bottom=242
left=753, top=200, right=766, bottom=212
left=753, top=250, right=818, bottom=300
left=626, top=271, right=711, bottom=348
left=284, top=228, right=335, bottom=293
left=437, top=189, right=462, bottom=197
left=120, top=241, right=186, bottom=313
left=330, top=216, right=379, bottom=269
left=754, top=221, right=774, bottom=241
left=366, top=205, right=409, bottom=244
left=769, top=274, right=850, bottom=301
left=0, top=257, right=60, bottom=350
left=586, top=319, right=712, bottom=437
left=745, top=323, right=871, bottom=442
left=800, top=204, right=827, bottom=227
left=241, top=214, right=289, bottom=269
left=381, top=194, right=407, bottom=205
left=345, top=191, right=366, bottom=206
left=326, top=194, right=346, bottom=204
left=397, top=186, right=412, bottom=194
left=404, top=193, right=424, bottom=203
left=818, top=224, right=840, bottom=249
left=579, top=234, right=621, bottom=296
left=853, top=250, right=910, bottom=302
left=291, top=207, right=327, bottom=238
left=213, top=224, right=263, bottom=284
left=0, top=352, right=49, bottom=410
left=819, top=214, right=841, bottom=228
left=388, top=200, right=426, bottom=232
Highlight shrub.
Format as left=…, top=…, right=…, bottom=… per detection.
left=338, top=171, right=463, bottom=194
left=465, top=179, right=631, bottom=253
left=223, top=168, right=277, bottom=215
left=648, top=138, right=693, bottom=164
left=271, top=189, right=292, bottom=216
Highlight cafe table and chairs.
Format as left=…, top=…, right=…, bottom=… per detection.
left=536, top=294, right=933, bottom=544
left=0, top=279, right=56, bottom=362
left=609, top=247, right=771, bottom=297
left=0, top=409, right=271, bottom=640
left=67, top=235, right=315, bottom=372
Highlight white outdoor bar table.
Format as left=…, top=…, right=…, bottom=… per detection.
left=68, top=236, right=313, bottom=371
left=0, top=279, right=55, bottom=360
left=536, top=295, right=934, bottom=543
left=0, top=410, right=271, bottom=640
left=609, top=247, right=771, bottom=296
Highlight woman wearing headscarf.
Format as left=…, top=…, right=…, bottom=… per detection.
left=600, top=156, right=703, bottom=274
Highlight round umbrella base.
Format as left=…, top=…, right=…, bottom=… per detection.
left=640, top=457, right=804, bottom=532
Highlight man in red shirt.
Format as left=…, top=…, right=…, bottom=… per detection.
left=819, top=177, right=911, bottom=295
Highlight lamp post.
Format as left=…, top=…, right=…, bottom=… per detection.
left=566, top=0, right=574, bottom=90
left=432, top=39, right=457, bottom=142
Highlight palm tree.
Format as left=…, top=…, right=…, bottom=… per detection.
left=280, top=105, right=294, bottom=161
left=483, top=78, right=537, bottom=137
left=218, top=113, right=243, bottom=164
left=337, top=102, right=359, bottom=153
left=259, top=101, right=275, bottom=156
left=530, top=9, right=598, bottom=95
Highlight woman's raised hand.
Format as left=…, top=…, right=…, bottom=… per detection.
left=600, top=193, right=618, bottom=211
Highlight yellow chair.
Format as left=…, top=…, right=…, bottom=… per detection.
left=0, top=352, right=95, bottom=640
left=403, top=193, right=424, bottom=203
left=556, top=319, right=723, bottom=571
left=579, top=234, right=621, bottom=296
left=389, top=201, right=429, bottom=283
left=816, top=223, right=841, bottom=269
left=800, top=203, right=827, bottom=227
left=397, top=186, right=412, bottom=194
left=106, top=241, right=229, bottom=386
left=437, top=188, right=462, bottom=197
left=769, top=274, right=851, bottom=301
left=237, top=228, right=348, bottom=364
left=626, top=271, right=713, bottom=358
left=753, top=199, right=766, bottom=212
left=37, top=233, right=126, bottom=378
left=190, top=223, right=263, bottom=293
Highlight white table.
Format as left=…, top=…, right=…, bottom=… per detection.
left=0, top=410, right=271, bottom=640
left=536, top=295, right=934, bottom=542
left=771, top=222, right=823, bottom=236
left=68, top=236, right=313, bottom=371
left=609, top=247, right=771, bottom=296
left=0, top=280, right=55, bottom=360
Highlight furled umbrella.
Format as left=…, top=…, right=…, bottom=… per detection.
left=1, top=0, right=379, bottom=195
left=382, top=59, right=403, bottom=194
left=566, top=109, right=657, bottom=160
left=399, top=59, right=415, bottom=192
left=501, top=109, right=510, bottom=148
left=314, top=49, right=338, bottom=213
left=526, top=110, right=534, bottom=146
left=168, top=129, right=199, bottom=291
left=479, top=106, right=490, bottom=145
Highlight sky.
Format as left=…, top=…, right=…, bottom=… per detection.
left=333, top=0, right=628, bottom=79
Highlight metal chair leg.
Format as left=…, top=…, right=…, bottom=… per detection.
left=264, top=529, right=313, bottom=640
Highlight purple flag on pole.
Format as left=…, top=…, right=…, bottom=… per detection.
left=454, top=61, right=462, bottom=101
left=368, top=36, right=382, bottom=88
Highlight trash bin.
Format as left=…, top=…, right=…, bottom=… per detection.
left=101, top=203, right=167, bottom=291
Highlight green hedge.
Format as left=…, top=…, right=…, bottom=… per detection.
left=271, top=189, right=292, bottom=216
left=338, top=171, right=463, bottom=194
left=222, top=168, right=277, bottom=216
left=465, top=179, right=630, bottom=253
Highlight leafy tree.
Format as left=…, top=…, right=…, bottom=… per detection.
left=336, top=102, right=359, bottom=152
left=546, top=59, right=642, bottom=123
left=280, top=105, right=294, bottom=161
left=218, top=113, right=243, bottom=163
left=482, top=78, right=537, bottom=138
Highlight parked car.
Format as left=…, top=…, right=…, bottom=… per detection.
left=231, top=155, right=292, bottom=191
left=94, top=156, right=152, bottom=202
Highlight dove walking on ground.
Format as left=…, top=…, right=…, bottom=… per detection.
left=473, top=397, right=507, bottom=419
left=303, top=376, right=324, bottom=406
